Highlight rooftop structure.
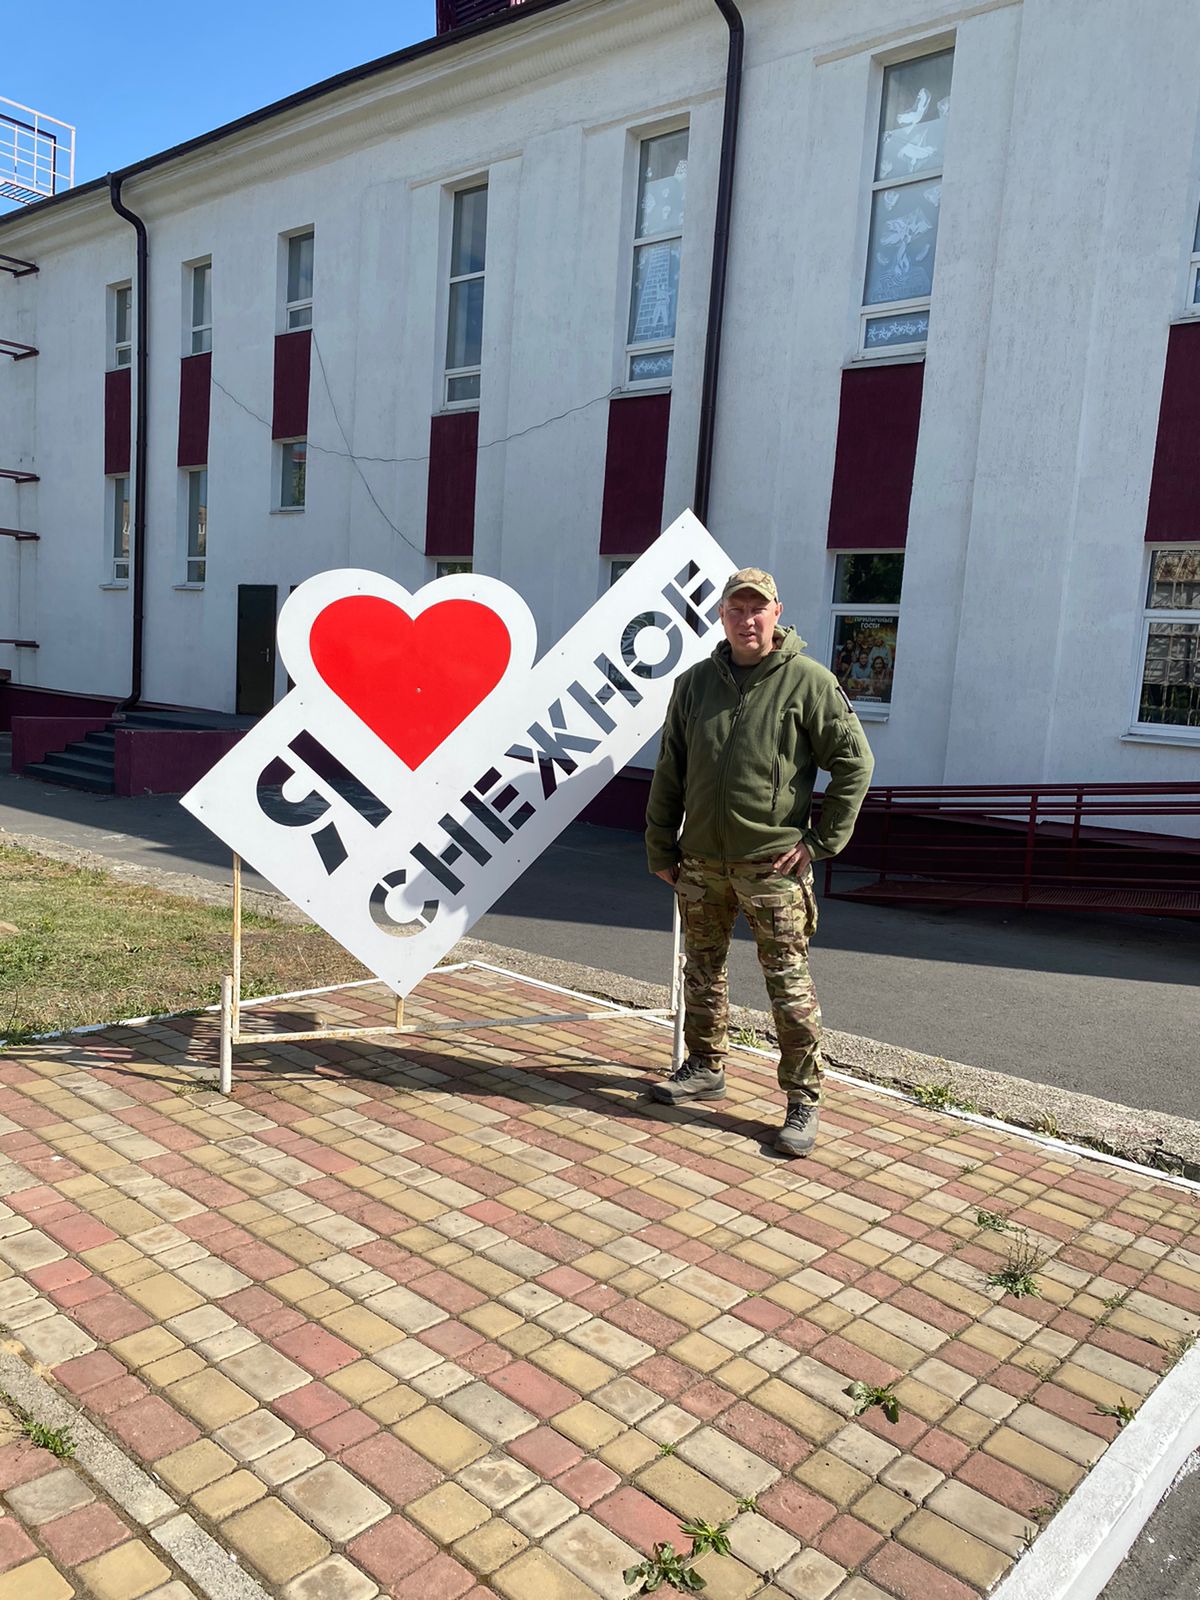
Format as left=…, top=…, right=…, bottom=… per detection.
left=0, top=96, right=74, bottom=207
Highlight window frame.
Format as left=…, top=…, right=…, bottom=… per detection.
left=624, top=124, right=690, bottom=390
left=189, top=260, right=212, bottom=355
left=110, top=283, right=132, bottom=370
left=434, top=559, right=473, bottom=578
left=276, top=438, right=307, bottom=512
left=184, top=467, right=208, bottom=586
left=108, top=474, right=130, bottom=585
left=443, top=182, right=488, bottom=409
left=284, top=230, right=314, bottom=332
left=827, top=550, right=904, bottom=719
left=857, top=46, right=954, bottom=360
left=1131, top=543, right=1200, bottom=739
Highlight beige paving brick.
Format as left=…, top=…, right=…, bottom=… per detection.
left=984, top=1427, right=1085, bottom=1493
left=855, top=1483, right=916, bottom=1534
left=600, top=1430, right=659, bottom=1475
left=928, top=1479, right=1034, bottom=1556
left=225, top=1497, right=331, bottom=1583
left=772, top=1547, right=846, bottom=1600
left=454, top=1517, right=530, bottom=1575
left=635, top=1457, right=738, bottom=1524
left=193, top=1469, right=268, bottom=1520
left=326, top=1360, right=396, bottom=1403
left=828, top=1423, right=901, bottom=1478
left=125, top=1273, right=205, bottom=1320
left=1007, top=1403, right=1107, bottom=1468
left=554, top=1400, right=625, bottom=1449
left=531, top=1340, right=614, bottom=1393
left=727, top=1511, right=802, bottom=1574
left=155, top=1439, right=236, bottom=1494
left=796, top=1448, right=871, bottom=1508
left=77, top=1540, right=173, bottom=1600
left=110, top=1327, right=184, bottom=1368
left=394, top=1406, right=489, bottom=1470
left=284, top=1461, right=389, bottom=1541
left=442, top=1380, right=538, bottom=1444
left=506, top=1483, right=578, bottom=1536
left=256, top=1439, right=325, bottom=1487
left=323, top=1305, right=400, bottom=1353
left=213, top=1409, right=295, bottom=1462
left=281, top=1554, right=380, bottom=1600
left=0, top=1559, right=74, bottom=1600
left=669, top=1332, right=730, bottom=1373
left=567, top=1319, right=654, bottom=1370
left=676, top=1426, right=778, bottom=1497
left=751, top=1379, right=844, bottom=1445
left=167, top=1369, right=257, bottom=1428
left=457, top=1454, right=540, bottom=1509
left=544, top=1514, right=643, bottom=1600
left=491, top=1548, right=598, bottom=1600
left=898, top=1509, right=1011, bottom=1588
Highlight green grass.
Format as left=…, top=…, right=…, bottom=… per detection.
left=910, top=1081, right=976, bottom=1113
left=975, top=1209, right=1013, bottom=1233
left=656, top=1441, right=678, bottom=1456
left=985, top=1238, right=1047, bottom=1300
left=1095, top=1398, right=1137, bottom=1427
left=0, top=1391, right=76, bottom=1460
left=732, top=1026, right=763, bottom=1049
left=0, top=844, right=368, bottom=1040
left=679, top=1520, right=731, bottom=1559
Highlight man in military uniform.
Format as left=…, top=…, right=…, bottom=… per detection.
left=645, top=568, right=875, bottom=1156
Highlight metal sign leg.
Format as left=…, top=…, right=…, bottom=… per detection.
left=670, top=892, right=686, bottom=1072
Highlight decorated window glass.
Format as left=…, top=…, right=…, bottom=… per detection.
left=1137, top=548, right=1200, bottom=730
left=860, top=50, right=953, bottom=356
left=627, top=129, right=688, bottom=385
left=830, top=553, right=904, bottom=709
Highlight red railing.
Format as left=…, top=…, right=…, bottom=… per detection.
left=823, top=782, right=1200, bottom=917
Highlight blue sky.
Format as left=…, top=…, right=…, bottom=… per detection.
left=4, top=1, right=437, bottom=193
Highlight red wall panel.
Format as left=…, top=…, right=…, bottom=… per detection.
left=177, top=352, right=212, bottom=468
left=104, top=367, right=131, bottom=476
left=425, top=411, right=480, bottom=557
left=1145, top=322, right=1200, bottom=541
left=599, top=393, right=671, bottom=556
left=826, top=362, right=925, bottom=550
left=271, top=330, right=312, bottom=440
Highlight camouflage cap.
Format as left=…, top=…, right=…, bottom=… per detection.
left=721, top=567, right=779, bottom=603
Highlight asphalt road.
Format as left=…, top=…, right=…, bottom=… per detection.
left=1101, top=1451, right=1200, bottom=1600
left=2, top=756, right=1198, bottom=1119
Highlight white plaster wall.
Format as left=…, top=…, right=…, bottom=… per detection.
left=0, top=0, right=1197, bottom=809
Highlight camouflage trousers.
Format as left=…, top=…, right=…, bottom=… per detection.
left=676, top=855, right=822, bottom=1104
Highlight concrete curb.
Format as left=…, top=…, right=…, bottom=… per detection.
left=0, top=1346, right=271, bottom=1600
left=990, top=1346, right=1200, bottom=1600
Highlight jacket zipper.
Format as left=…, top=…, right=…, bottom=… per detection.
left=714, top=679, right=745, bottom=866
left=772, top=752, right=780, bottom=809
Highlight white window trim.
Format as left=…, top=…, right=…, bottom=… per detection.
left=856, top=48, right=953, bottom=360
left=110, top=282, right=132, bottom=371
left=827, top=550, right=903, bottom=720
left=189, top=260, right=212, bottom=356
left=275, top=438, right=307, bottom=512
left=624, top=123, right=689, bottom=391
left=283, top=230, right=314, bottom=333
left=443, top=183, right=488, bottom=410
left=1129, top=542, right=1200, bottom=740
left=106, top=474, right=130, bottom=586
left=184, top=467, right=207, bottom=587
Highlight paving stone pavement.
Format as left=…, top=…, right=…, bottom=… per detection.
left=0, top=964, right=1196, bottom=1599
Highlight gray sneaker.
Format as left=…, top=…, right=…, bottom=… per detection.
left=775, top=1101, right=820, bottom=1157
left=650, top=1055, right=726, bottom=1104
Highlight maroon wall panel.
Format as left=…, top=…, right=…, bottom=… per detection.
left=1145, top=322, right=1200, bottom=541
left=271, top=330, right=312, bottom=440
left=177, top=352, right=212, bottom=468
left=826, top=362, right=925, bottom=550
left=104, top=368, right=132, bottom=476
left=599, top=393, right=671, bottom=556
left=425, top=411, right=480, bottom=557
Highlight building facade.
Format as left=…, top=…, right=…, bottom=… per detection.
left=1, top=0, right=1199, bottom=808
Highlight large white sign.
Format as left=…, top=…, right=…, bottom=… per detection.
left=182, top=512, right=733, bottom=995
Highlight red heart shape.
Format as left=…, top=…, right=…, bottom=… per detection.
left=309, top=595, right=512, bottom=769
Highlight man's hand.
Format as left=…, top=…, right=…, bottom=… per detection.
left=772, top=841, right=812, bottom=878
left=654, top=866, right=680, bottom=886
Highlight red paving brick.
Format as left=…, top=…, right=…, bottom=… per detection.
left=40, top=1503, right=130, bottom=1565
left=348, top=1515, right=438, bottom=1585
left=342, top=1434, right=442, bottom=1503
left=594, top=1486, right=685, bottom=1554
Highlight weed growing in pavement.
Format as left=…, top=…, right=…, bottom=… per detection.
left=975, top=1209, right=1013, bottom=1233
left=1097, top=1289, right=1131, bottom=1318
left=846, top=1380, right=903, bottom=1424
left=624, top=1543, right=705, bottom=1593
left=985, top=1238, right=1046, bottom=1299
left=0, top=1392, right=76, bottom=1460
left=1031, top=1112, right=1061, bottom=1138
left=656, top=1441, right=678, bottom=1456
left=1164, top=1331, right=1198, bottom=1363
left=679, top=1520, right=732, bottom=1560
left=910, top=1081, right=976, bottom=1113
left=1095, top=1399, right=1137, bottom=1427
left=732, top=1027, right=763, bottom=1049
left=735, top=1494, right=758, bottom=1514
left=1029, top=1492, right=1064, bottom=1526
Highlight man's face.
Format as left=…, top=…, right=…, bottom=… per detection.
left=720, top=587, right=782, bottom=666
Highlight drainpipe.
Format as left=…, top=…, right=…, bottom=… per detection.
left=108, top=173, right=148, bottom=714
left=693, top=0, right=744, bottom=525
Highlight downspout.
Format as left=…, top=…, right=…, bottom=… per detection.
left=107, top=173, right=148, bottom=713
left=693, top=0, right=744, bottom=525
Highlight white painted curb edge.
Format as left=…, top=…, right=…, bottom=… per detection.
left=990, top=1345, right=1200, bottom=1600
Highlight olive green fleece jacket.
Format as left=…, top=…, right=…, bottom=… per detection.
left=645, top=627, right=875, bottom=872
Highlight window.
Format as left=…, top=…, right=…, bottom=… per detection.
left=285, top=232, right=314, bottom=330
left=186, top=469, right=207, bottom=584
left=435, top=559, right=472, bottom=577
left=445, top=186, right=487, bottom=404
left=190, top=262, right=212, bottom=354
left=1187, top=207, right=1200, bottom=309
left=626, top=129, right=688, bottom=384
left=111, top=284, right=132, bottom=368
left=1136, top=548, right=1200, bottom=730
left=279, top=440, right=306, bottom=509
left=860, top=49, right=953, bottom=355
left=830, top=553, right=903, bottom=709
left=110, top=476, right=130, bottom=583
